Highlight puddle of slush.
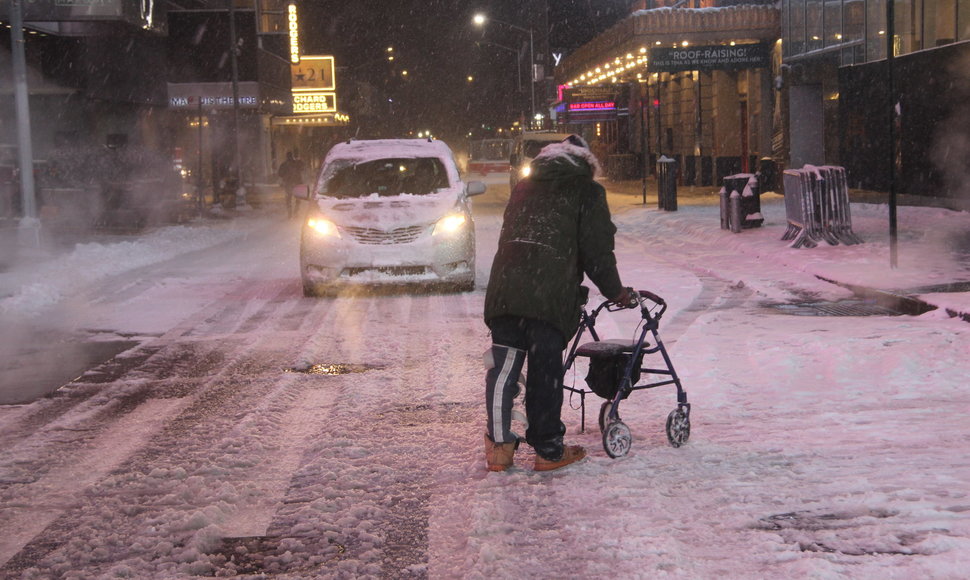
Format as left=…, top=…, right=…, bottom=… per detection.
left=284, top=363, right=382, bottom=375
left=0, top=340, right=137, bottom=405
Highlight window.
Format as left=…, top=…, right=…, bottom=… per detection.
left=783, top=0, right=792, bottom=57
left=807, top=0, right=825, bottom=50
left=866, top=0, right=888, bottom=60
left=325, top=158, right=449, bottom=198
left=791, top=0, right=807, bottom=55
left=960, top=0, right=970, bottom=39
left=925, top=0, right=957, bottom=47
left=824, top=0, right=844, bottom=47
left=257, top=0, right=289, bottom=34
left=843, top=0, right=867, bottom=63
left=894, top=0, right=923, bottom=54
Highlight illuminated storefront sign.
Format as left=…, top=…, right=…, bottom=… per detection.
left=563, top=86, right=627, bottom=123
left=290, top=55, right=338, bottom=114
left=288, top=3, right=300, bottom=64
left=167, top=82, right=261, bottom=109
left=293, top=92, right=337, bottom=113
left=291, top=56, right=335, bottom=92
left=569, top=101, right=616, bottom=111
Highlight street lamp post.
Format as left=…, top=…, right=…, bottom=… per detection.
left=473, top=13, right=535, bottom=127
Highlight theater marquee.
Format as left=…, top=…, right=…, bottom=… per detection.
left=290, top=55, right=337, bottom=114
left=562, top=86, right=629, bottom=124
left=293, top=92, right=336, bottom=114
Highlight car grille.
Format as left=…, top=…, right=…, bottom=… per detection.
left=344, top=266, right=431, bottom=276
left=342, top=225, right=427, bottom=244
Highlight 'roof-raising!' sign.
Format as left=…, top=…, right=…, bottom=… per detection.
left=649, top=43, right=770, bottom=73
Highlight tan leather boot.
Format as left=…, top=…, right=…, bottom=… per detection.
left=485, top=434, right=517, bottom=472
left=534, top=445, right=587, bottom=472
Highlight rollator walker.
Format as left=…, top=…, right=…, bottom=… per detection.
left=563, top=289, right=691, bottom=458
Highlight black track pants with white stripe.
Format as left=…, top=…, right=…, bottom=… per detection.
left=485, top=343, right=525, bottom=444
left=486, top=316, right=568, bottom=459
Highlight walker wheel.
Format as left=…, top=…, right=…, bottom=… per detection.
left=597, top=401, right=618, bottom=433
left=602, top=420, right=632, bottom=458
left=665, top=408, right=691, bottom=448
left=599, top=401, right=610, bottom=433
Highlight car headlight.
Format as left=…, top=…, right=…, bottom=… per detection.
left=433, top=213, right=467, bottom=236
left=306, top=216, right=341, bottom=238
left=521, top=165, right=531, bottom=178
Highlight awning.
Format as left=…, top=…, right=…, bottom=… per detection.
left=557, top=5, right=780, bottom=87
left=271, top=113, right=351, bottom=127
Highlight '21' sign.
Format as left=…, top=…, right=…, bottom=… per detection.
left=291, top=56, right=336, bottom=91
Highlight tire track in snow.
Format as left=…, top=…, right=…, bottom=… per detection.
left=0, top=277, right=339, bottom=576
left=242, top=289, right=488, bottom=577
left=0, top=397, right=189, bottom=569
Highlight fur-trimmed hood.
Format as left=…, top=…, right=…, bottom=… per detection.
left=530, top=142, right=603, bottom=181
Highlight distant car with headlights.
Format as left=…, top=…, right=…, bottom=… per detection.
left=294, top=138, right=485, bottom=296
left=508, top=131, right=575, bottom=190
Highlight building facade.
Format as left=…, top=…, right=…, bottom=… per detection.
left=555, top=1, right=782, bottom=187
left=783, top=0, right=970, bottom=199
left=1, top=0, right=310, bottom=221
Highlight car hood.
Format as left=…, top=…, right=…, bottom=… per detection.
left=313, top=190, right=461, bottom=229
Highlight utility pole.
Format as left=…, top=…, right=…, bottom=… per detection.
left=10, top=0, right=38, bottom=222
left=887, top=0, right=898, bottom=268
left=228, top=0, right=243, bottom=202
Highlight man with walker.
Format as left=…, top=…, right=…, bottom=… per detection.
left=483, top=135, right=635, bottom=472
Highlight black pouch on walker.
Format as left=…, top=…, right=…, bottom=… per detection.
left=584, top=351, right=643, bottom=400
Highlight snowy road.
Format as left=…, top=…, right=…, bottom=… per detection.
left=1, top=184, right=968, bottom=578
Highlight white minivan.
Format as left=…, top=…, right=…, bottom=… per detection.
left=294, top=139, right=486, bottom=296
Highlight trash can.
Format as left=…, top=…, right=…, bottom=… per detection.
left=757, top=157, right=778, bottom=193
left=657, top=156, right=677, bottom=211
left=720, top=173, right=763, bottom=232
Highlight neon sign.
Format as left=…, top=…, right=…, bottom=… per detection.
left=569, top=101, right=616, bottom=111
left=293, top=92, right=337, bottom=113
left=288, top=3, right=300, bottom=64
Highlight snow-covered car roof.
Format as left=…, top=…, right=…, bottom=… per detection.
left=318, top=139, right=462, bottom=193
left=323, top=139, right=457, bottom=164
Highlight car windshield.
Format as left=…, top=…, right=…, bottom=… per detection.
left=523, top=140, right=556, bottom=159
left=323, top=157, right=449, bottom=198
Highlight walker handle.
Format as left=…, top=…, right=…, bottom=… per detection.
left=637, top=290, right=665, bottom=306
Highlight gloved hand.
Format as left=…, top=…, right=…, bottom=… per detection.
left=613, top=287, right=638, bottom=308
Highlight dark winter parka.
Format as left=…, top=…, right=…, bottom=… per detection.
left=484, top=143, right=624, bottom=340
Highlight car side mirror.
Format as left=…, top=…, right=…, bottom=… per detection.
left=509, top=153, right=519, bottom=165
left=466, top=181, right=486, bottom=196
left=292, top=184, right=311, bottom=200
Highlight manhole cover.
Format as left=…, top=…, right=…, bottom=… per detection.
left=771, top=300, right=904, bottom=317
left=284, top=363, right=383, bottom=375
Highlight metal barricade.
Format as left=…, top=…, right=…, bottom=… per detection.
left=781, top=169, right=817, bottom=248
left=781, top=165, right=861, bottom=248
left=823, top=166, right=863, bottom=245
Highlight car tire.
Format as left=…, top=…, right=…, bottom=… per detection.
left=302, top=280, right=324, bottom=297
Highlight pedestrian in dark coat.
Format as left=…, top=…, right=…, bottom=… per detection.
left=277, top=150, right=306, bottom=218
left=483, top=135, right=634, bottom=472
